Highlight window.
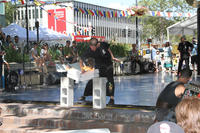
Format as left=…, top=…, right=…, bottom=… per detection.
left=36, top=9, right=38, bottom=19
left=18, top=10, right=20, bottom=20
left=32, top=9, right=35, bottom=19
left=14, top=11, right=16, bottom=21
left=29, top=9, right=31, bottom=19
left=21, top=10, right=24, bottom=20
left=40, top=9, right=42, bottom=18
left=128, top=29, right=131, bottom=37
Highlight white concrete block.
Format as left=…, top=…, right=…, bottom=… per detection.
left=93, top=77, right=107, bottom=109
left=60, top=77, right=74, bottom=107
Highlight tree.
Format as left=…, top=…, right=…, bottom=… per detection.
left=5, top=2, right=16, bottom=26
left=135, top=0, right=195, bottom=44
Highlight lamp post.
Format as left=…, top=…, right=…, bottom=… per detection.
left=24, top=0, right=29, bottom=76
left=136, top=0, right=139, bottom=48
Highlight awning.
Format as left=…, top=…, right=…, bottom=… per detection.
left=167, top=14, right=197, bottom=40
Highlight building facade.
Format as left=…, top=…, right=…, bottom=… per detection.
left=14, top=0, right=140, bottom=44
left=0, top=3, right=5, bottom=27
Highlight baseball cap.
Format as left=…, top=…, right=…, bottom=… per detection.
left=147, top=121, right=184, bottom=133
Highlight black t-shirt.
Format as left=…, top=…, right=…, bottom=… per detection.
left=178, top=41, right=193, bottom=58
left=81, top=42, right=112, bottom=68
left=156, top=81, right=184, bottom=108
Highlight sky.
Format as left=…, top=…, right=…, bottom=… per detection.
left=76, top=0, right=136, bottom=10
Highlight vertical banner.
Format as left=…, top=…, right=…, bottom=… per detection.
left=48, top=8, right=66, bottom=33
left=48, top=9, right=55, bottom=31
left=55, top=8, right=66, bottom=33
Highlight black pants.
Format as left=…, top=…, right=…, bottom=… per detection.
left=178, top=58, right=189, bottom=74
left=83, top=65, right=115, bottom=97
left=131, top=59, right=141, bottom=74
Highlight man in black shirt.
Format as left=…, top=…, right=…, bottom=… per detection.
left=155, top=68, right=192, bottom=122
left=79, top=38, right=118, bottom=105
left=177, top=36, right=193, bottom=75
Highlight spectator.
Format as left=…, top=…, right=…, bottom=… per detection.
left=63, top=40, right=73, bottom=63
left=151, top=45, right=157, bottom=67
left=172, top=54, right=178, bottom=73
left=163, top=42, right=172, bottom=72
left=71, top=40, right=78, bottom=63
left=147, top=121, right=184, bottom=133
left=5, top=35, right=12, bottom=47
left=131, top=44, right=140, bottom=74
left=40, top=43, right=53, bottom=66
left=191, top=37, right=197, bottom=71
left=175, top=97, right=200, bottom=133
left=30, top=42, right=41, bottom=70
left=13, top=35, right=23, bottom=53
left=177, top=36, right=193, bottom=75
left=55, top=44, right=65, bottom=64
left=155, top=50, right=161, bottom=72
left=0, top=30, right=6, bottom=44
left=155, top=68, right=192, bottom=122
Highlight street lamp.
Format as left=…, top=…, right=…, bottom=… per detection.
left=186, top=0, right=200, bottom=75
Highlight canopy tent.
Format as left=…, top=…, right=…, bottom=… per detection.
left=34, top=26, right=70, bottom=41
left=2, top=23, right=70, bottom=41
left=167, top=14, right=197, bottom=40
left=2, top=23, right=36, bottom=41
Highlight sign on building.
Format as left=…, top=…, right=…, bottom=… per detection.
left=48, top=8, right=66, bottom=33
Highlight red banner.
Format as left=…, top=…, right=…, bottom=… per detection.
left=48, top=8, right=66, bottom=33
left=48, top=9, right=55, bottom=31
left=74, top=35, right=105, bottom=42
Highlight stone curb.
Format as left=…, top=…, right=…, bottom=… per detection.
left=1, top=103, right=155, bottom=123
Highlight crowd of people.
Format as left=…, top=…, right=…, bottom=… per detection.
left=1, top=27, right=200, bottom=131
left=134, top=36, right=198, bottom=75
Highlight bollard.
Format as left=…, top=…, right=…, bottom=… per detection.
left=60, top=77, right=74, bottom=107
left=93, top=77, right=106, bottom=109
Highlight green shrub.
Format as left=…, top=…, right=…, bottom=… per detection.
left=4, top=46, right=29, bottom=63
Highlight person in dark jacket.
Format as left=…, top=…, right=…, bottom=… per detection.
left=177, top=36, right=193, bottom=75
left=79, top=38, right=120, bottom=105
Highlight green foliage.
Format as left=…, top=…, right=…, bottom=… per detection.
left=2, top=42, right=132, bottom=63
left=109, top=43, right=131, bottom=57
left=76, top=42, right=131, bottom=58
left=130, top=0, right=195, bottom=44
left=76, top=42, right=89, bottom=57
left=5, top=3, right=16, bottom=26
left=4, top=46, right=29, bottom=63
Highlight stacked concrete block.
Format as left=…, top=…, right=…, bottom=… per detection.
left=93, top=77, right=107, bottom=109
left=60, top=77, right=74, bottom=107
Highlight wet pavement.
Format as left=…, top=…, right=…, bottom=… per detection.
left=0, top=72, right=199, bottom=106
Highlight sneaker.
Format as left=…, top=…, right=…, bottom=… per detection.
left=79, top=96, right=86, bottom=101
left=108, top=99, right=115, bottom=105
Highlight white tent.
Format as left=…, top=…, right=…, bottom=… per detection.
left=2, top=23, right=36, bottom=41
left=167, top=14, right=197, bottom=40
left=2, top=23, right=70, bottom=41
left=35, top=26, right=70, bottom=41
